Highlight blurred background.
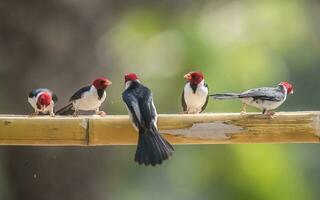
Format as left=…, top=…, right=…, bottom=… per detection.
left=1, top=0, right=320, bottom=199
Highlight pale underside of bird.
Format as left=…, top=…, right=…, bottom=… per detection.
left=182, top=80, right=209, bottom=114
left=28, top=88, right=57, bottom=116
left=55, top=78, right=111, bottom=116
left=211, top=82, right=293, bottom=117
left=72, top=86, right=106, bottom=112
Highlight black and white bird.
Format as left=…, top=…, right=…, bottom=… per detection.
left=56, top=78, right=112, bottom=116
left=28, top=88, right=58, bottom=116
left=181, top=71, right=209, bottom=114
left=210, top=82, right=294, bottom=116
left=122, top=73, right=174, bottom=166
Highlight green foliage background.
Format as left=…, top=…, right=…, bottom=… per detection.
left=0, top=0, right=320, bottom=199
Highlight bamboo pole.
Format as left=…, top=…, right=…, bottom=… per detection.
left=0, top=112, right=319, bottom=146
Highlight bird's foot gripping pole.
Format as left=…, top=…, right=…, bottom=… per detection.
left=266, top=111, right=276, bottom=118
left=28, top=111, right=39, bottom=117
left=262, top=109, right=276, bottom=118
left=95, top=108, right=106, bottom=116
left=73, top=110, right=79, bottom=117
left=49, top=107, right=55, bottom=117
left=240, top=103, right=247, bottom=115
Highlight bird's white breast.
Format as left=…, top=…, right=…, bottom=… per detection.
left=73, top=86, right=106, bottom=111
left=184, top=81, right=208, bottom=114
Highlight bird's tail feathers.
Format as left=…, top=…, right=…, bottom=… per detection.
left=135, top=126, right=174, bottom=166
left=210, top=93, right=240, bottom=100
left=55, top=103, right=75, bottom=115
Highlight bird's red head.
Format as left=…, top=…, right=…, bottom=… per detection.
left=37, top=92, right=52, bottom=109
left=184, top=71, right=204, bottom=85
left=125, top=73, right=139, bottom=83
left=279, top=81, right=294, bottom=94
left=93, top=77, right=112, bottom=89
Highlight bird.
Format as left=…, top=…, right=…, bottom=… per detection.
left=181, top=71, right=209, bottom=114
left=56, top=77, right=112, bottom=116
left=122, top=73, right=174, bottom=166
left=210, top=82, right=294, bottom=116
left=28, top=88, right=58, bottom=117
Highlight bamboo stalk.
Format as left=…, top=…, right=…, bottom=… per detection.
left=0, top=112, right=319, bottom=146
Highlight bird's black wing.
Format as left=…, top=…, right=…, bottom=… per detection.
left=122, top=90, right=142, bottom=129
left=69, top=85, right=91, bottom=102
left=239, top=87, right=284, bottom=102
left=181, top=90, right=187, bottom=112
left=201, top=83, right=209, bottom=113
left=139, top=86, right=155, bottom=129
left=28, top=88, right=49, bottom=98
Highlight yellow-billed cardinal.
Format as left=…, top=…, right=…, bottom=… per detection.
left=210, top=82, right=294, bottom=116
left=122, top=73, right=174, bottom=166
left=28, top=88, right=58, bottom=117
left=56, top=78, right=112, bottom=116
left=182, top=71, right=209, bottom=114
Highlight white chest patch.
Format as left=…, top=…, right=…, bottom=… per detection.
left=73, top=86, right=106, bottom=111
left=184, top=81, right=208, bottom=114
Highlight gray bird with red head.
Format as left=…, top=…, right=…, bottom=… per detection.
left=28, top=88, right=58, bottom=117
left=56, top=77, right=112, bottom=116
left=122, top=73, right=174, bottom=166
left=210, top=82, right=294, bottom=116
left=182, top=71, right=209, bottom=114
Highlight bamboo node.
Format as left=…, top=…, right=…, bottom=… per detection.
left=313, top=115, right=320, bottom=138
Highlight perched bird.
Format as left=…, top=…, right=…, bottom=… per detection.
left=122, top=73, right=174, bottom=166
left=28, top=88, right=58, bottom=117
left=210, top=82, right=294, bottom=116
left=181, top=71, right=209, bottom=114
left=56, top=78, right=112, bottom=116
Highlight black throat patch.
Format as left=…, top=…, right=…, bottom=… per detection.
left=97, top=88, right=105, bottom=100
left=190, top=82, right=198, bottom=94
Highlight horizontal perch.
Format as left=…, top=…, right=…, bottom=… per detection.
left=0, top=112, right=319, bottom=146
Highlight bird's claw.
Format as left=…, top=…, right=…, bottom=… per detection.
left=96, top=111, right=106, bottom=116
left=241, top=103, right=247, bottom=116
left=266, top=111, right=276, bottom=118
left=50, top=113, right=55, bottom=117
left=28, top=112, right=39, bottom=117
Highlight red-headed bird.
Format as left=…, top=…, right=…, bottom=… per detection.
left=122, top=73, right=174, bottom=166
left=182, top=71, right=209, bottom=114
left=210, top=82, right=294, bottom=116
left=56, top=78, right=112, bottom=116
left=28, top=88, right=58, bottom=117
